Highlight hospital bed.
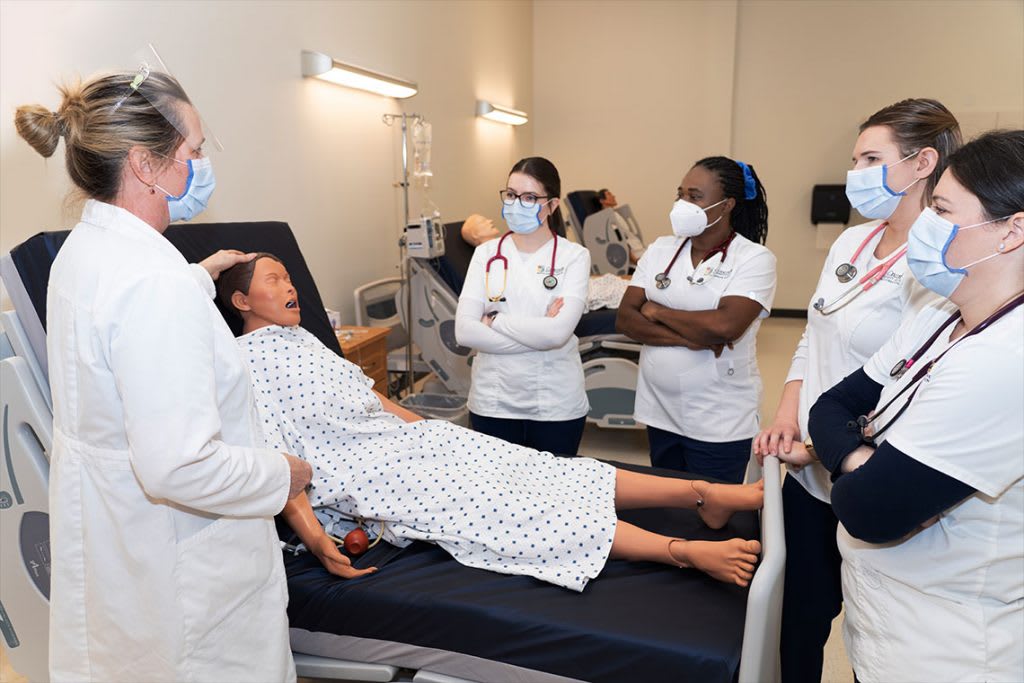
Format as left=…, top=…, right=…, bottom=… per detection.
left=386, top=221, right=644, bottom=429
left=0, top=221, right=783, bottom=683
left=565, top=191, right=644, bottom=276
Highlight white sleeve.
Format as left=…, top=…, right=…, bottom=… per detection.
left=490, top=246, right=589, bottom=350
left=629, top=246, right=654, bottom=291
left=786, top=242, right=838, bottom=383
left=722, top=248, right=777, bottom=315
left=491, top=297, right=585, bottom=351
left=785, top=326, right=811, bottom=383
left=885, top=335, right=1024, bottom=497
left=188, top=263, right=216, bottom=299
left=455, top=247, right=534, bottom=354
left=109, top=271, right=290, bottom=517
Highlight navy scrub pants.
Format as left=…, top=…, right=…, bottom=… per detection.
left=469, top=413, right=586, bottom=456
left=646, top=425, right=751, bottom=483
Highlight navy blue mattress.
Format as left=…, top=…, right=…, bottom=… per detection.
left=283, top=462, right=759, bottom=683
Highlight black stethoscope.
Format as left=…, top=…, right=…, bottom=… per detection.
left=654, top=232, right=737, bottom=290
left=814, top=222, right=907, bottom=315
left=485, top=230, right=559, bottom=302
left=859, top=291, right=1024, bottom=443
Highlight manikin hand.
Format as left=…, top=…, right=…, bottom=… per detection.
left=312, top=535, right=378, bottom=579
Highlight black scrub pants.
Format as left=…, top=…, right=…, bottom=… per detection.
left=469, top=413, right=586, bottom=456
left=780, top=474, right=844, bottom=683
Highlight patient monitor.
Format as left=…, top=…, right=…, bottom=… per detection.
left=404, top=215, right=446, bottom=259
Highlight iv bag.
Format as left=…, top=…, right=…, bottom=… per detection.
left=413, top=120, right=432, bottom=177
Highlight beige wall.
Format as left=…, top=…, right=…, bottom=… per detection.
left=532, top=0, right=739, bottom=247
left=732, top=0, right=1024, bottom=308
left=533, top=0, right=1023, bottom=309
left=0, top=0, right=533, bottom=320
left=3, top=0, right=1023, bottom=315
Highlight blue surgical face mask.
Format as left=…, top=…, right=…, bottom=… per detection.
left=907, top=207, right=1007, bottom=298
left=156, top=156, right=216, bottom=222
left=845, top=151, right=920, bottom=220
left=501, top=199, right=548, bottom=234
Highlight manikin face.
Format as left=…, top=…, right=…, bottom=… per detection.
left=232, top=257, right=301, bottom=328
left=600, top=190, right=617, bottom=208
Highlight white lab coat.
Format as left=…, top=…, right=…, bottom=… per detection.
left=786, top=221, right=931, bottom=501
left=840, top=301, right=1024, bottom=682
left=455, top=234, right=590, bottom=421
left=630, top=234, right=776, bottom=441
left=46, top=200, right=295, bottom=682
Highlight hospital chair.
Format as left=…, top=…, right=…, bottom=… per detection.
left=0, top=222, right=784, bottom=683
left=395, top=220, right=643, bottom=428
left=565, top=191, right=644, bottom=276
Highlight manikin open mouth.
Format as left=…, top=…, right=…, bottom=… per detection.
left=285, top=299, right=298, bottom=309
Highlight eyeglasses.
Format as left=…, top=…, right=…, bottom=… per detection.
left=499, top=189, right=552, bottom=209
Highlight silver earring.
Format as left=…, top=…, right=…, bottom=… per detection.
left=998, top=243, right=1006, bottom=252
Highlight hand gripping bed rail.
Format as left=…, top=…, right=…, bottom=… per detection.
left=737, top=455, right=785, bottom=683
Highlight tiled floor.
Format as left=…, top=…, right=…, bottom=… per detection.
left=578, top=316, right=853, bottom=683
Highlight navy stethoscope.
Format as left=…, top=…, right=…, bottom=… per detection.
left=485, top=230, right=559, bottom=302
left=814, top=221, right=908, bottom=315
left=654, top=232, right=737, bottom=290
left=859, top=290, right=1024, bottom=443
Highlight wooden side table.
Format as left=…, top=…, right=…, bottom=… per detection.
left=335, top=326, right=391, bottom=396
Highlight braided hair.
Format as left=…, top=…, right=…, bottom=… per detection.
left=694, top=156, right=769, bottom=245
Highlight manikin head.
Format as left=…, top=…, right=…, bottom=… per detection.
left=217, top=254, right=300, bottom=333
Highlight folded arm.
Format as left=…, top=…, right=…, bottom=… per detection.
left=490, top=296, right=585, bottom=350
left=615, top=286, right=716, bottom=350
left=642, top=295, right=765, bottom=346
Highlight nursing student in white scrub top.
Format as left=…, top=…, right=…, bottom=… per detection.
left=456, top=157, right=591, bottom=455
left=617, top=156, right=776, bottom=484
left=753, top=98, right=962, bottom=683
left=799, top=129, right=1024, bottom=682
left=14, top=68, right=310, bottom=681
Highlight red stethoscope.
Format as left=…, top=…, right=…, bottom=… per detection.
left=655, top=233, right=737, bottom=290
left=860, top=291, right=1024, bottom=443
left=485, top=230, right=559, bottom=302
left=814, top=222, right=907, bottom=315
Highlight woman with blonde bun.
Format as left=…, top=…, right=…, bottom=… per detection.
left=15, top=66, right=309, bottom=682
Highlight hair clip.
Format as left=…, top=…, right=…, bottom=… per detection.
left=112, top=63, right=151, bottom=112
left=736, top=160, right=757, bottom=200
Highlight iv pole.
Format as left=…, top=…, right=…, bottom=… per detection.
left=383, top=112, right=422, bottom=398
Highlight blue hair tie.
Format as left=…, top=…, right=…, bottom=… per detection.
left=736, top=161, right=757, bottom=200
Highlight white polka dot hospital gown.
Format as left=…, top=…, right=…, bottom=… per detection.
left=239, top=325, right=618, bottom=591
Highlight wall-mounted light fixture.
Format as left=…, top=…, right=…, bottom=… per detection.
left=301, top=50, right=417, bottom=99
left=475, top=99, right=528, bottom=126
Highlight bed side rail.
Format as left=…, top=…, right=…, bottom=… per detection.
left=737, top=455, right=785, bottom=683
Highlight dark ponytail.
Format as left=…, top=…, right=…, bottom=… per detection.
left=695, top=156, right=769, bottom=245
left=509, top=156, right=566, bottom=236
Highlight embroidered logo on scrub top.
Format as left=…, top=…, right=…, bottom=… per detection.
left=712, top=268, right=732, bottom=279
left=536, top=265, right=567, bottom=276
left=881, top=271, right=904, bottom=286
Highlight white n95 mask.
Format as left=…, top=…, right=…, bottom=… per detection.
left=845, top=151, right=921, bottom=220
left=907, top=207, right=1007, bottom=299
left=156, top=157, right=217, bottom=223
left=669, top=198, right=725, bottom=238
left=502, top=200, right=546, bottom=234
